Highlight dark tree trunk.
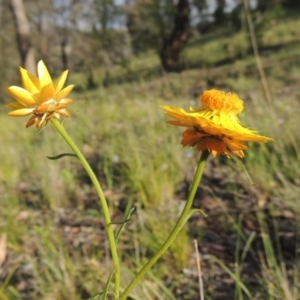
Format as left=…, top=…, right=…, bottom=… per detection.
left=256, top=0, right=274, bottom=12
left=10, top=0, right=36, bottom=74
left=231, top=4, right=243, bottom=31
left=60, top=31, right=69, bottom=70
left=160, top=0, right=190, bottom=72
left=214, top=0, right=226, bottom=26
left=281, top=0, right=300, bottom=9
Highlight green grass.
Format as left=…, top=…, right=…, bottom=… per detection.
left=1, top=13, right=300, bottom=300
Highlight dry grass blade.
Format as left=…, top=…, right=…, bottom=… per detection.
left=0, top=233, right=7, bottom=268
left=194, top=239, right=204, bottom=300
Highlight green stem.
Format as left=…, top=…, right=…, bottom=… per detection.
left=119, top=150, right=210, bottom=299
left=51, top=118, right=120, bottom=298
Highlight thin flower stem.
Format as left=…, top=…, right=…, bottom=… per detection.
left=119, top=150, right=210, bottom=300
left=51, top=118, right=120, bottom=298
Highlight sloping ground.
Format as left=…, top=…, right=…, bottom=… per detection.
left=1, top=155, right=298, bottom=300
left=1, top=17, right=300, bottom=298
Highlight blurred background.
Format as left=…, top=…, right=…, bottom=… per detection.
left=1, top=0, right=300, bottom=299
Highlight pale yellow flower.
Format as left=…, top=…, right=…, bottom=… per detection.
left=7, top=60, right=74, bottom=128
left=160, top=89, right=274, bottom=158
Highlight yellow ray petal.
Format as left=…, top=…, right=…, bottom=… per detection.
left=7, top=86, right=36, bottom=107
left=52, top=103, right=68, bottom=111
left=237, top=134, right=273, bottom=142
left=20, top=67, right=40, bottom=93
left=54, top=70, right=69, bottom=93
left=224, top=138, right=248, bottom=151
left=8, top=108, right=35, bottom=116
left=38, top=83, right=55, bottom=103
left=37, top=60, right=52, bottom=88
left=60, top=98, right=73, bottom=104
left=34, top=103, right=50, bottom=113
left=6, top=102, right=24, bottom=109
left=54, top=85, right=74, bottom=101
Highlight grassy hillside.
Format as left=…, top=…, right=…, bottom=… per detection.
left=1, top=13, right=300, bottom=300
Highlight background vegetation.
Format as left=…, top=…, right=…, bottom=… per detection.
left=1, top=0, right=300, bottom=299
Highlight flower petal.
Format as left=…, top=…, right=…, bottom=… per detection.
left=51, top=103, right=68, bottom=111
left=201, top=138, right=228, bottom=157
left=26, top=116, right=37, bottom=128
left=37, top=60, right=53, bottom=88
left=58, top=108, right=70, bottom=116
left=6, top=102, right=24, bottom=109
left=54, top=85, right=74, bottom=101
left=181, top=129, right=208, bottom=147
left=54, top=70, right=69, bottom=93
left=7, top=86, right=37, bottom=106
left=34, top=103, right=50, bottom=113
left=20, top=67, right=40, bottom=93
left=8, top=108, right=35, bottom=116
left=38, top=83, right=55, bottom=103
left=232, top=133, right=272, bottom=142
left=60, top=98, right=73, bottom=104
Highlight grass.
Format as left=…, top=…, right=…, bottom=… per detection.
left=1, top=11, right=300, bottom=300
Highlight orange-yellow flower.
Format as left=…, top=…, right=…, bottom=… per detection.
left=6, top=60, right=74, bottom=128
left=160, top=89, right=274, bottom=158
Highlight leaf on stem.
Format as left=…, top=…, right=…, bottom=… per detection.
left=46, top=153, right=77, bottom=160
left=114, top=207, right=135, bottom=243
left=102, top=269, right=115, bottom=300
left=86, top=293, right=103, bottom=300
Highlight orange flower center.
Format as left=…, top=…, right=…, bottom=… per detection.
left=201, top=89, right=244, bottom=115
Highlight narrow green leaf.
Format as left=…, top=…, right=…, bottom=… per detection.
left=46, top=153, right=77, bottom=160
left=86, top=289, right=115, bottom=300
left=175, top=209, right=207, bottom=232
left=86, top=292, right=103, bottom=300
left=231, top=155, right=254, bottom=186
left=115, top=207, right=135, bottom=243
left=187, top=208, right=207, bottom=219
left=102, top=270, right=115, bottom=300
left=212, top=257, right=253, bottom=299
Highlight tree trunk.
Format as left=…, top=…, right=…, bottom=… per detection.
left=60, top=30, right=69, bottom=70
left=214, top=0, right=226, bottom=26
left=160, top=0, right=190, bottom=72
left=10, top=0, right=36, bottom=74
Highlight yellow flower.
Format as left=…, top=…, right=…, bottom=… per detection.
left=6, top=60, right=74, bottom=128
left=160, top=89, right=274, bottom=158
